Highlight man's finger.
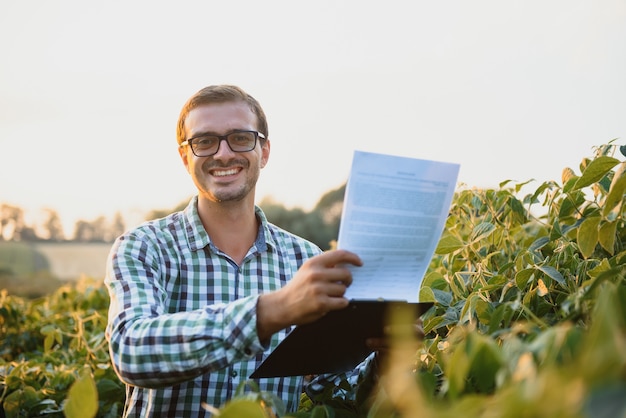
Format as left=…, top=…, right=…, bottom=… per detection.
left=317, top=249, right=363, bottom=267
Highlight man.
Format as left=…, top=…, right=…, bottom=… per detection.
left=105, top=85, right=376, bottom=417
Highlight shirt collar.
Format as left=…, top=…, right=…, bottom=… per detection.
left=182, top=196, right=276, bottom=253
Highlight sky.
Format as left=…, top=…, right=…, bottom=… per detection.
left=1, top=0, right=625, bottom=236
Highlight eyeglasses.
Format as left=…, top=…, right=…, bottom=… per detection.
left=180, top=130, right=266, bottom=157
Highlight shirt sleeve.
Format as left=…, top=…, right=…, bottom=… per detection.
left=104, top=231, right=266, bottom=389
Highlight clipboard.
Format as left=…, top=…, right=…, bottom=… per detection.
left=250, top=300, right=433, bottom=378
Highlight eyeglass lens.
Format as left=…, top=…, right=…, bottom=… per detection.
left=192, top=131, right=257, bottom=156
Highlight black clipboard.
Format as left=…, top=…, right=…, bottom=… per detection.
left=250, top=300, right=433, bottom=378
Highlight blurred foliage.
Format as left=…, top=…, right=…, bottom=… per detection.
left=0, top=242, right=62, bottom=299
left=0, top=279, right=124, bottom=417
left=259, top=184, right=345, bottom=251
left=0, top=205, right=125, bottom=244
left=0, top=243, right=51, bottom=278
left=230, top=141, right=626, bottom=417
left=2, top=142, right=626, bottom=417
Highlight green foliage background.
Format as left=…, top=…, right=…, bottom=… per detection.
left=1, top=142, right=626, bottom=417
left=0, top=243, right=62, bottom=299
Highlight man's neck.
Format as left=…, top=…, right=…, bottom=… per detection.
left=197, top=197, right=259, bottom=265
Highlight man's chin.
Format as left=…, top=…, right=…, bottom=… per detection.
left=210, top=186, right=252, bottom=203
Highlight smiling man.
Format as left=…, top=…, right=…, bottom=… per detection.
left=104, top=85, right=375, bottom=417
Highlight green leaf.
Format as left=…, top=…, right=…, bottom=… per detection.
left=529, top=236, right=550, bottom=252
left=536, top=265, right=565, bottom=286
left=432, top=288, right=453, bottom=307
left=558, top=193, right=578, bottom=217
left=40, top=324, right=56, bottom=335
left=598, top=220, right=617, bottom=254
left=515, top=268, right=534, bottom=289
left=498, top=179, right=514, bottom=188
left=562, top=167, right=578, bottom=185
left=549, top=219, right=563, bottom=241
left=509, top=196, right=528, bottom=223
left=487, top=303, right=515, bottom=334
left=572, top=156, right=620, bottom=191
left=435, top=234, right=464, bottom=254
left=44, top=332, right=55, bottom=352
left=470, top=222, right=496, bottom=243
left=603, top=161, right=626, bottom=216
left=563, top=175, right=580, bottom=193
left=587, top=258, right=612, bottom=279
left=423, top=315, right=446, bottom=333
left=466, top=333, right=503, bottom=393
left=310, top=405, right=335, bottom=418
left=450, top=273, right=469, bottom=299
left=578, top=284, right=626, bottom=379
left=3, top=386, right=40, bottom=416
left=527, top=181, right=551, bottom=204
left=446, top=341, right=471, bottom=398
left=219, top=399, right=270, bottom=418
left=421, top=271, right=444, bottom=289
left=96, top=378, right=125, bottom=402
left=474, top=299, right=493, bottom=324
left=30, top=399, right=62, bottom=415
left=459, top=293, right=479, bottom=324
left=64, top=368, right=98, bottom=418
left=578, top=216, right=601, bottom=259
left=419, top=286, right=436, bottom=303
left=514, top=178, right=535, bottom=193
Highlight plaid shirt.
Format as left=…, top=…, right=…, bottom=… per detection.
left=105, top=196, right=371, bottom=417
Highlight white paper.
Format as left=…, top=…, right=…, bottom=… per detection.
left=337, top=151, right=460, bottom=303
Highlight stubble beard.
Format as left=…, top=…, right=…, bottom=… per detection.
left=211, top=182, right=253, bottom=203
left=203, top=159, right=260, bottom=203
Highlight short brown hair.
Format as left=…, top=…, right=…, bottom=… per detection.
left=176, top=85, right=269, bottom=145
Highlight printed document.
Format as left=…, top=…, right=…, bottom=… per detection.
left=337, top=150, right=460, bottom=303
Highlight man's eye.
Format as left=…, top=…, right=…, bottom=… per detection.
left=232, top=135, right=249, bottom=143
left=231, top=132, right=254, bottom=144
left=196, top=137, right=217, bottom=147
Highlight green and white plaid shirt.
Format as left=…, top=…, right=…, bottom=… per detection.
left=105, top=196, right=370, bottom=417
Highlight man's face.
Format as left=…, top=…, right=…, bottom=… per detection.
left=178, top=101, right=270, bottom=203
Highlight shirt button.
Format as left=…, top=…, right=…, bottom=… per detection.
left=231, top=370, right=238, bottom=378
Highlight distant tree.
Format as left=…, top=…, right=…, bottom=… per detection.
left=73, top=220, right=95, bottom=242
left=0, top=204, right=26, bottom=241
left=313, top=183, right=345, bottom=236
left=19, top=226, right=38, bottom=241
left=108, top=211, right=126, bottom=241
left=72, top=213, right=129, bottom=243
left=260, top=198, right=309, bottom=233
left=259, top=184, right=346, bottom=250
left=42, top=208, right=65, bottom=241
left=91, top=216, right=108, bottom=242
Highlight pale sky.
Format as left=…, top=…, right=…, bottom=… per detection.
left=1, top=1, right=625, bottom=236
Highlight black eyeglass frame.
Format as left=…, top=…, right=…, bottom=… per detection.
left=180, top=130, right=267, bottom=157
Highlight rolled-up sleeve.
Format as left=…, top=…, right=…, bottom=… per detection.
left=105, top=231, right=265, bottom=389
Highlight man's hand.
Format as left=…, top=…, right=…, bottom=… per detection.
left=256, top=249, right=362, bottom=341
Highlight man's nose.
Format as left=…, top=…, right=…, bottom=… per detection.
left=212, top=138, right=235, bottom=158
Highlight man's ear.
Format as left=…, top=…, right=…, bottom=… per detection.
left=260, top=139, right=270, bottom=168
left=178, top=146, right=191, bottom=172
